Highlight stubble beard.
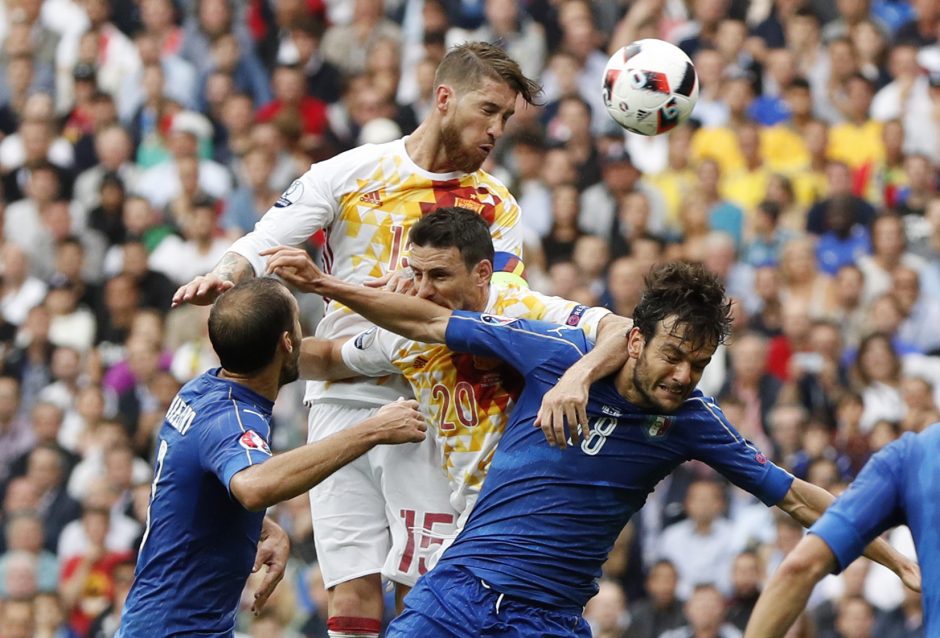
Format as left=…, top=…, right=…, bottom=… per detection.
left=441, top=120, right=486, bottom=174
left=631, top=352, right=661, bottom=411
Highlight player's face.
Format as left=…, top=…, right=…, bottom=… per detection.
left=629, top=317, right=714, bottom=412
left=440, top=78, right=517, bottom=173
left=409, top=244, right=487, bottom=311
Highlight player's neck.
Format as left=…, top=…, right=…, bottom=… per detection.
left=218, top=368, right=280, bottom=402
left=405, top=121, right=457, bottom=174
left=612, top=360, right=649, bottom=407
left=467, top=285, right=489, bottom=312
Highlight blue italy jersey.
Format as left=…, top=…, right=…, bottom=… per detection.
left=811, top=426, right=940, bottom=633
left=119, top=369, right=274, bottom=638
left=440, top=312, right=794, bottom=610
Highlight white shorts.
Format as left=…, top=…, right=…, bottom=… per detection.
left=307, top=402, right=457, bottom=589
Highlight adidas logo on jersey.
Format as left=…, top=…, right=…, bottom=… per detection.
left=360, top=190, right=383, bottom=206
left=413, top=356, right=428, bottom=370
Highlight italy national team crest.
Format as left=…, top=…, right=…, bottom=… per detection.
left=646, top=415, right=674, bottom=438
left=239, top=430, right=272, bottom=455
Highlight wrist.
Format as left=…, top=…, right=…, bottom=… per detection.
left=355, top=416, right=389, bottom=446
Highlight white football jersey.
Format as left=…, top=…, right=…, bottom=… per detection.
left=229, top=138, right=524, bottom=405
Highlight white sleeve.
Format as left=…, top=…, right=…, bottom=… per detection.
left=340, top=328, right=405, bottom=377
left=227, top=164, right=339, bottom=276
left=525, top=290, right=612, bottom=343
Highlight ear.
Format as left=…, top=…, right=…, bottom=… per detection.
left=434, top=84, right=453, bottom=114
left=626, top=326, right=645, bottom=360
left=473, top=259, right=493, bottom=285
left=281, top=331, right=293, bottom=353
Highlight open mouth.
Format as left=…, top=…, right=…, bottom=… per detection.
left=479, top=144, right=494, bottom=154
left=658, top=384, right=685, bottom=397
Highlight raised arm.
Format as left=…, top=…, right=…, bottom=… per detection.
left=775, top=478, right=919, bottom=590
left=230, top=400, right=426, bottom=512
left=263, top=246, right=453, bottom=343
left=172, top=252, right=255, bottom=307
left=535, top=314, right=633, bottom=448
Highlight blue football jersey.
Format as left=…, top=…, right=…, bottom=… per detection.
left=440, top=312, right=794, bottom=610
left=811, top=426, right=940, bottom=633
left=119, top=369, right=274, bottom=638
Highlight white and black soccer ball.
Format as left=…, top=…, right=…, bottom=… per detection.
left=601, top=39, right=699, bottom=136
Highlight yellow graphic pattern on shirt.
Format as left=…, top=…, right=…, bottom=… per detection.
left=389, top=286, right=579, bottom=502
left=333, top=153, right=517, bottom=283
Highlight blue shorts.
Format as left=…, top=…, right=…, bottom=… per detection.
left=386, top=563, right=591, bottom=638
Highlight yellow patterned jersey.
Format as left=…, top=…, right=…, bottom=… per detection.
left=340, top=283, right=611, bottom=515
left=228, top=138, right=525, bottom=406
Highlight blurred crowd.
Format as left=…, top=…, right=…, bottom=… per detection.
left=0, top=0, right=938, bottom=636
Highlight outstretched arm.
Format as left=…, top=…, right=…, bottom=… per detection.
left=263, top=246, right=452, bottom=343
left=535, top=314, right=633, bottom=448
left=230, top=400, right=426, bottom=511
left=744, top=535, right=835, bottom=638
left=775, top=478, right=920, bottom=591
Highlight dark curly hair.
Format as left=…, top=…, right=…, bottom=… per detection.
left=632, top=262, right=733, bottom=350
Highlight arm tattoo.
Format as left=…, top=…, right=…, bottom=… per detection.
left=213, top=252, right=254, bottom=284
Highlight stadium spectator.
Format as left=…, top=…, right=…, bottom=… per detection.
left=584, top=579, right=630, bottom=638
left=661, top=583, right=744, bottom=638
left=726, top=551, right=764, bottom=631
left=625, top=559, right=686, bottom=638
left=0, top=0, right=938, bottom=632
left=656, top=479, right=737, bottom=598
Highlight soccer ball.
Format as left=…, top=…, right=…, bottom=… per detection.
left=601, top=39, right=699, bottom=136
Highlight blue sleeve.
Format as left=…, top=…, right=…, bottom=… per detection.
left=199, top=406, right=273, bottom=497
left=687, top=396, right=794, bottom=506
left=810, top=436, right=909, bottom=572
left=444, top=310, right=589, bottom=376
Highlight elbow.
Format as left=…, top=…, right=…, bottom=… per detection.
left=778, top=538, right=835, bottom=584
left=240, top=494, right=269, bottom=513
left=416, top=316, right=449, bottom=344
left=230, top=472, right=272, bottom=512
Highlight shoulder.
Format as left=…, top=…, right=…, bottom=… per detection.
left=477, top=171, right=513, bottom=196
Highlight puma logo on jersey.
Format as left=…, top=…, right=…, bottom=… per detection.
left=360, top=190, right=383, bottom=206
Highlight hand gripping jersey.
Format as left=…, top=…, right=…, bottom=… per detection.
left=119, top=370, right=274, bottom=637
left=340, top=284, right=610, bottom=515
left=437, top=313, right=794, bottom=611
left=810, top=427, right=940, bottom=633
left=228, top=138, right=525, bottom=407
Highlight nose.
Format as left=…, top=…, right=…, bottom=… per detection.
left=416, top=277, right=435, bottom=300
left=671, top=361, right=692, bottom=387
left=487, top=116, right=503, bottom=140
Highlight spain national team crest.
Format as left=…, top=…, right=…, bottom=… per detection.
left=646, top=415, right=674, bottom=438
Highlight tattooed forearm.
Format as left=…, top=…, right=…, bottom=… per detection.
left=213, top=252, right=255, bottom=284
